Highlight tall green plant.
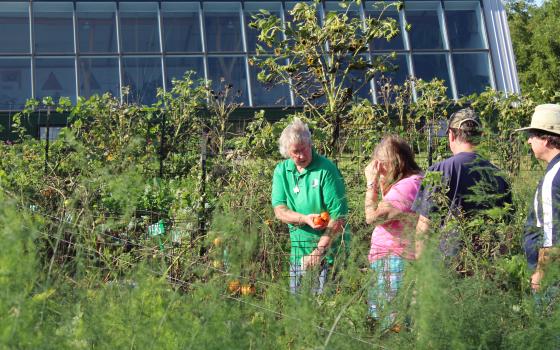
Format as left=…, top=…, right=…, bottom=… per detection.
left=251, top=0, right=402, bottom=156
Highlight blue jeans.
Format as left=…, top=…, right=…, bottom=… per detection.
left=289, top=263, right=328, bottom=294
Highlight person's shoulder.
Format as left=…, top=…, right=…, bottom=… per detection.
left=273, top=159, right=291, bottom=173
left=313, top=153, right=340, bottom=173
left=427, top=157, right=452, bottom=172
left=392, top=174, right=423, bottom=192
left=435, top=152, right=488, bottom=169
left=548, top=160, right=560, bottom=188
left=397, top=173, right=423, bottom=186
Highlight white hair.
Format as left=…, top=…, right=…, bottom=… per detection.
left=278, top=118, right=312, bottom=158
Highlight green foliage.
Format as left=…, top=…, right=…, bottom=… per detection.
left=251, top=0, right=402, bottom=156
left=508, top=0, right=560, bottom=101
left=2, top=20, right=560, bottom=348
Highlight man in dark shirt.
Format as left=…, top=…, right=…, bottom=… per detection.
left=516, top=104, right=560, bottom=292
left=413, top=108, right=512, bottom=258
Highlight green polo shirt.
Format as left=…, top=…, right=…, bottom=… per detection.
left=271, top=150, right=350, bottom=264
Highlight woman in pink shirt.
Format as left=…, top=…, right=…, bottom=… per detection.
left=364, top=135, right=422, bottom=331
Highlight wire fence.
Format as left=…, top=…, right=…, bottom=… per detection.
left=13, top=191, right=389, bottom=348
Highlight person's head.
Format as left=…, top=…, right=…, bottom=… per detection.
left=279, top=118, right=313, bottom=168
left=516, top=104, right=560, bottom=162
left=446, top=107, right=482, bottom=147
left=372, top=135, right=421, bottom=185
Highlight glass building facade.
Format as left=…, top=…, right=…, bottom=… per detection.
left=0, top=0, right=519, bottom=110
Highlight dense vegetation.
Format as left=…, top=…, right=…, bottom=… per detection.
left=508, top=0, right=560, bottom=100
left=2, top=1, right=560, bottom=348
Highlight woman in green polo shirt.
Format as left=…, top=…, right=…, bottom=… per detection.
left=271, top=118, right=349, bottom=293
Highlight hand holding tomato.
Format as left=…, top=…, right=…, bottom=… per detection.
left=308, top=211, right=329, bottom=230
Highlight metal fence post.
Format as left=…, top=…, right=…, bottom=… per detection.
left=159, top=109, right=166, bottom=178
left=196, top=131, right=208, bottom=240
left=45, top=107, right=50, bottom=175
left=427, top=121, right=433, bottom=167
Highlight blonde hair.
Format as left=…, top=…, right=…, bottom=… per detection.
left=278, top=118, right=312, bottom=158
left=372, top=135, right=421, bottom=186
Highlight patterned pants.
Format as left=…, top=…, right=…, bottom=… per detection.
left=368, top=255, right=404, bottom=329
left=289, top=263, right=328, bottom=294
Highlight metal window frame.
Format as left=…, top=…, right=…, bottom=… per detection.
left=0, top=0, right=513, bottom=111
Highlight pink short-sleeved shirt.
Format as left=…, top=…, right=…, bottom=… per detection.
left=368, top=174, right=423, bottom=262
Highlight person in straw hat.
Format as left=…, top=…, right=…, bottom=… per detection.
left=516, top=104, right=560, bottom=292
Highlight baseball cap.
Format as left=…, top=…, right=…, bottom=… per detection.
left=446, top=107, right=481, bottom=132
left=515, top=104, right=560, bottom=136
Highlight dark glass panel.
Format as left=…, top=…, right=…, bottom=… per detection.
left=373, top=54, right=408, bottom=103
left=0, top=59, right=31, bottom=109
left=406, top=5, right=443, bottom=50
left=162, top=3, right=202, bottom=53
left=122, top=56, right=163, bottom=105
left=33, top=2, right=74, bottom=53
left=78, top=57, right=119, bottom=98
left=366, top=11, right=403, bottom=51
left=374, top=54, right=408, bottom=84
left=165, top=56, right=204, bottom=90
left=0, top=3, right=30, bottom=53
left=445, top=2, right=485, bottom=49
left=244, top=2, right=282, bottom=53
left=120, top=2, right=160, bottom=53
left=412, top=53, right=452, bottom=97
left=35, top=58, right=76, bottom=103
left=324, top=2, right=362, bottom=21
left=77, top=2, right=118, bottom=53
left=249, top=62, right=291, bottom=106
left=452, top=53, right=491, bottom=96
left=207, top=56, right=248, bottom=105
left=204, top=3, right=243, bottom=52
left=340, top=56, right=373, bottom=102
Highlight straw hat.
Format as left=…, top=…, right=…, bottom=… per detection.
left=516, top=104, right=560, bottom=136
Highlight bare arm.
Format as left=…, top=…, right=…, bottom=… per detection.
left=531, top=247, right=559, bottom=291
left=365, top=187, right=410, bottom=225
left=415, top=215, right=431, bottom=259
left=273, top=205, right=325, bottom=230
left=301, top=217, right=345, bottom=269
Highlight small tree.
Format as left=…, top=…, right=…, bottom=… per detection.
left=250, top=0, right=402, bottom=156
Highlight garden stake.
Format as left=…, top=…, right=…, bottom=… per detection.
left=148, top=220, right=166, bottom=251
left=159, top=108, right=166, bottom=178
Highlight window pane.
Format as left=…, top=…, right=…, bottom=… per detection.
left=0, top=3, right=30, bottom=53
left=249, top=62, right=290, bottom=106
left=244, top=2, right=282, bottom=53
left=366, top=9, right=404, bottom=51
left=122, top=56, right=162, bottom=105
left=374, top=54, right=408, bottom=84
left=40, top=126, right=63, bottom=141
left=207, top=56, right=248, bottom=105
left=35, top=58, right=76, bottom=103
left=204, top=3, right=243, bottom=53
left=341, top=56, right=372, bottom=101
left=406, top=3, right=443, bottom=50
left=0, top=59, right=31, bottom=109
left=374, top=54, right=408, bottom=103
left=120, top=2, right=160, bottom=53
left=285, top=2, right=319, bottom=24
left=77, top=2, right=117, bottom=53
left=412, top=54, right=451, bottom=97
left=33, top=3, right=74, bottom=53
left=165, top=57, right=204, bottom=90
left=324, top=2, right=362, bottom=20
left=445, top=2, right=485, bottom=49
left=78, top=57, right=119, bottom=98
left=162, top=3, right=202, bottom=52
left=452, top=53, right=491, bottom=96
